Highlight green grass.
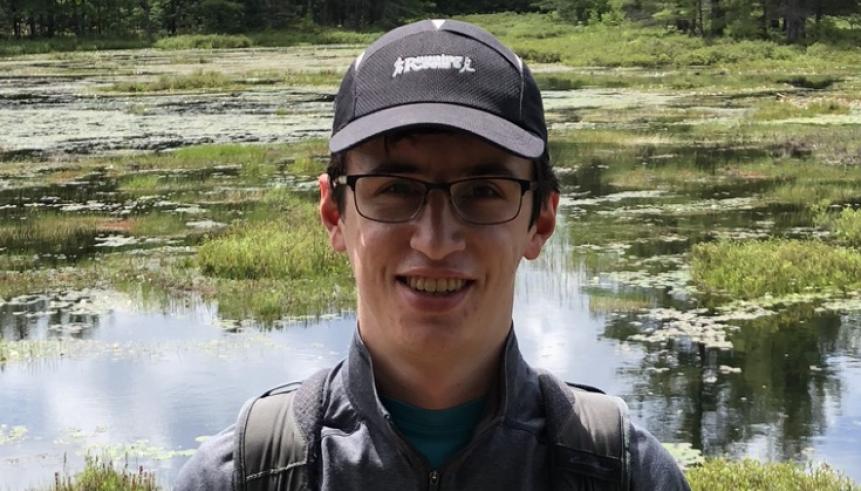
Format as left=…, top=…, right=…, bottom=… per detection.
left=0, top=36, right=150, bottom=57
left=691, top=239, right=861, bottom=299
left=249, top=27, right=379, bottom=46
left=110, top=141, right=328, bottom=177
left=106, top=70, right=235, bottom=93
left=753, top=98, right=852, bottom=121
left=817, top=208, right=861, bottom=246
left=0, top=214, right=106, bottom=254
left=128, top=213, right=189, bottom=237
left=686, top=459, right=859, bottom=491
left=197, top=191, right=344, bottom=280
left=153, top=34, right=252, bottom=50
left=49, top=456, right=159, bottom=490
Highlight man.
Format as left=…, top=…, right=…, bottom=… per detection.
left=177, top=19, right=690, bottom=490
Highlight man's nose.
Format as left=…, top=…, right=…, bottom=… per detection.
left=408, top=189, right=466, bottom=260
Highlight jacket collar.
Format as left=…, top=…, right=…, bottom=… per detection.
left=342, top=326, right=537, bottom=428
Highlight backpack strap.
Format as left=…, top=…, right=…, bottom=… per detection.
left=538, top=371, right=631, bottom=491
left=234, top=368, right=329, bottom=491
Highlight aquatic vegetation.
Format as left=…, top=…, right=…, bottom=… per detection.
left=0, top=213, right=107, bottom=254
left=0, top=424, right=28, bottom=445
left=50, top=456, right=159, bottom=491
left=280, top=70, right=343, bottom=87
left=692, top=240, right=861, bottom=299
left=816, top=208, right=861, bottom=246
left=629, top=307, right=734, bottom=350
left=685, top=459, right=860, bottom=491
left=118, top=174, right=162, bottom=193
left=127, top=214, right=189, bottom=237
left=197, top=193, right=346, bottom=280
left=107, top=70, right=235, bottom=93
left=154, top=34, right=252, bottom=50
left=586, top=289, right=652, bottom=314
left=752, top=98, right=852, bottom=121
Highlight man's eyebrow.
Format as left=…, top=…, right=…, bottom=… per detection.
left=463, top=162, right=517, bottom=178
left=366, top=161, right=420, bottom=174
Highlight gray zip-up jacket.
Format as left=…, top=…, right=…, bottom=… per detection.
left=176, top=330, right=690, bottom=490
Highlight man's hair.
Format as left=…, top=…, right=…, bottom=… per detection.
left=325, top=128, right=560, bottom=229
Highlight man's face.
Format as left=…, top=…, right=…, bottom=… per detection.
left=319, top=132, right=558, bottom=362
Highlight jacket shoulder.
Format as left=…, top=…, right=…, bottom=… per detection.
left=174, top=425, right=236, bottom=491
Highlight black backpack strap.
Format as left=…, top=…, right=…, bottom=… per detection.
left=538, top=371, right=631, bottom=491
left=234, top=368, right=329, bottom=491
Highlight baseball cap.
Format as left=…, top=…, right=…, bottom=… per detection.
left=329, top=19, right=547, bottom=159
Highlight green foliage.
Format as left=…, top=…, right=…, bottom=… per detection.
left=50, top=456, right=159, bottom=490
left=197, top=191, right=348, bottom=280
left=752, top=98, right=851, bottom=121
left=817, top=208, right=861, bottom=247
left=153, top=34, right=252, bottom=49
left=0, top=214, right=105, bottom=254
left=691, top=239, right=861, bottom=299
left=128, top=213, right=189, bottom=236
left=686, top=459, right=860, bottom=491
left=107, top=70, right=234, bottom=92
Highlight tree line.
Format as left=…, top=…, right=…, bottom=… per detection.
left=1, top=0, right=859, bottom=43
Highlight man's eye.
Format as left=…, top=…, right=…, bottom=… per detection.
left=463, top=182, right=504, bottom=199
left=378, top=180, right=416, bottom=195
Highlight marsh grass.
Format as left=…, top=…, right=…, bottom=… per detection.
left=0, top=214, right=106, bottom=253
left=691, top=239, right=861, bottom=299
left=816, top=208, right=861, bottom=246
left=50, top=456, right=159, bottom=491
left=249, top=27, right=378, bottom=46
left=280, top=70, right=343, bottom=87
left=107, top=70, right=235, bottom=93
left=0, top=36, right=150, bottom=57
left=586, top=288, right=652, bottom=313
left=768, top=182, right=861, bottom=208
left=153, top=34, right=251, bottom=50
left=111, top=141, right=327, bottom=180
left=197, top=191, right=345, bottom=280
left=128, top=214, right=189, bottom=237
left=753, top=98, right=852, bottom=121
left=686, top=459, right=859, bottom=491
left=464, top=13, right=860, bottom=73
left=119, top=174, right=162, bottom=193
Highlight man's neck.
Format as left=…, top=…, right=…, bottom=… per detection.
left=362, top=331, right=507, bottom=410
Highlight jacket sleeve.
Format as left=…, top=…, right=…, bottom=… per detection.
left=628, top=422, right=692, bottom=491
left=174, top=424, right=236, bottom=491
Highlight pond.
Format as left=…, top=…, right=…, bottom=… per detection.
left=1, top=47, right=860, bottom=488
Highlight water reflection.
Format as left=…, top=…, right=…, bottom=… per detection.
left=2, top=150, right=861, bottom=486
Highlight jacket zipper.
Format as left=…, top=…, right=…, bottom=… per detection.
left=428, top=470, right=440, bottom=490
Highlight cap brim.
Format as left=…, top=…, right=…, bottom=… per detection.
left=329, top=103, right=545, bottom=159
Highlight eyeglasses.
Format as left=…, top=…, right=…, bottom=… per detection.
left=334, top=174, right=538, bottom=225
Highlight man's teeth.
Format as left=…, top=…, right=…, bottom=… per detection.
left=406, top=277, right=467, bottom=294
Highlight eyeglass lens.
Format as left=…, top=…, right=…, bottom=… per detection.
left=353, top=176, right=523, bottom=224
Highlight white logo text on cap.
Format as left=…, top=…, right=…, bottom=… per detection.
left=392, top=54, right=475, bottom=78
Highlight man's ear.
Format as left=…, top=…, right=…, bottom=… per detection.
left=319, top=173, right=346, bottom=252
left=523, top=192, right=559, bottom=260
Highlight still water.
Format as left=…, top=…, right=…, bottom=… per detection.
left=1, top=194, right=860, bottom=488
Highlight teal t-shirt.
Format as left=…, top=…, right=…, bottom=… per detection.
left=380, top=395, right=485, bottom=469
